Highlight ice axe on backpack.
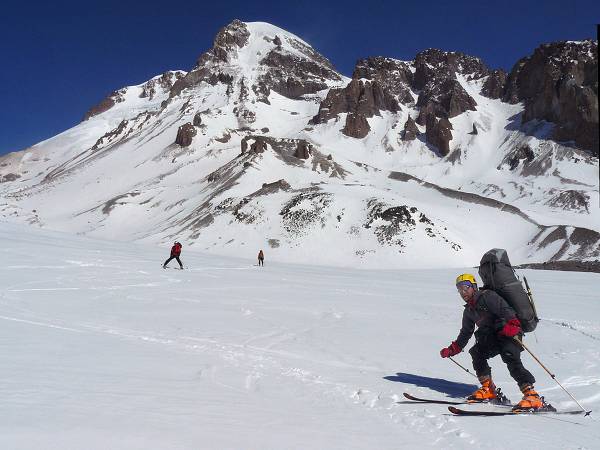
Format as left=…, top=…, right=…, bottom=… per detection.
left=514, top=336, right=592, bottom=416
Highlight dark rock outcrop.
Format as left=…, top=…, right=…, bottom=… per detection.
left=517, top=260, right=600, bottom=273
left=257, top=45, right=342, bottom=100
left=294, top=141, right=313, bottom=159
left=198, top=19, right=250, bottom=65
left=260, top=179, right=291, bottom=193
left=416, top=77, right=477, bottom=120
left=169, top=20, right=249, bottom=98
left=0, top=173, right=20, bottom=183
left=83, top=89, right=125, bottom=121
left=193, top=112, right=203, bottom=127
left=342, top=113, right=370, bottom=139
left=425, top=114, right=453, bottom=156
left=175, top=123, right=197, bottom=147
left=545, top=190, right=589, bottom=213
left=413, top=49, right=490, bottom=90
left=506, top=144, right=535, bottom=170
left=140, top=71, right=184, bottom=100
left=352, top=57, right=414, bottom=104
left=503, top=40, right=598, bottom=154
left=481, top=69, right=507, bottom=99
left=411, top=49, right=484, bottom=126
left=311, top=79, right=399, bottom=126
left=402, top=116, right=420, bottom=141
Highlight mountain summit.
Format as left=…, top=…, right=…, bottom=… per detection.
left=0, top=20, right=598, bottom=268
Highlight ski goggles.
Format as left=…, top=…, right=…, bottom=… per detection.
left=456, top=281, right=476, bottom=290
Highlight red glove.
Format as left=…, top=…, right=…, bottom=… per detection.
left=440, top=341, right=461, bottom=358
left=498, top=318, right=522, bottom=337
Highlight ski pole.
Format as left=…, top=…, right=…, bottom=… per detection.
left=449, top=356, right=478, bottom=379
left=514, top=336, right=592, bottom=416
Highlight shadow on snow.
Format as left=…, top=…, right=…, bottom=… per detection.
left=383, top=372, right=477, bottom=398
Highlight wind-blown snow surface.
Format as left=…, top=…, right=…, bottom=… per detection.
left=1, top=223, right=599, bottom=449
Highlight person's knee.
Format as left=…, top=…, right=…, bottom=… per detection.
left=469, top=345, right=482, bottom=358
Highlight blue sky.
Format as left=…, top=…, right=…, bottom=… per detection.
left=1, top=0, right=597, bottom=155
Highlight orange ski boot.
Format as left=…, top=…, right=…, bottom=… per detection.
left=513, top=384, right=544, bottom=411
left=467, top=377, right=497, bottom=402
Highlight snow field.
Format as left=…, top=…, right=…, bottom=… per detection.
left=1, top=223, right=599, bottom=449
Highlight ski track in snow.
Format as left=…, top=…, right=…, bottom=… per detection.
left=1, top=224, right=599, bottom=449
left=1, top=287, right=481, bottom=447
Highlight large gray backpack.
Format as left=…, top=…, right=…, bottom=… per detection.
left=478, top=248, right=539, bottom=332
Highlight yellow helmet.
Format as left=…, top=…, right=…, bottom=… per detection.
left=456, top=273, right=477, bottom=287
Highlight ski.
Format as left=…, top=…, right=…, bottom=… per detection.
left=448, top=406, right=588, bottom=416
left=401, top=392, right=468, bottom=405
left=401, top=392, right=512, bottom=407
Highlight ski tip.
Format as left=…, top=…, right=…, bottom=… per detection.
left=448, top=406, right=459, bottom=414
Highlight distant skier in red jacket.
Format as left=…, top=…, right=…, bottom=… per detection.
left=163, top=242, right=184, bottom=269
left=257, top=249, right=264, bottom=267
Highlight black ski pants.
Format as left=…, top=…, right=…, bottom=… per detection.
left=469, top=329, right=535, bottom=387
left=164, top=255, right=183, bottom=268
left=258, top=258, right=264, bottom=266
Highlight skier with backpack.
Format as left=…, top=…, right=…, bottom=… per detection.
left=163, top=241, right=184, bottom=269
left=439, top=249, right=545, bottom=411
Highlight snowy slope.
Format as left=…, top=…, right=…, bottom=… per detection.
left=1, top=223, right=599, bottom=449
left=0, top=20, right=598, bottom=268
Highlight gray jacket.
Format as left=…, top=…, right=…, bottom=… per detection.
left=455, top=289, right=517, bottom=349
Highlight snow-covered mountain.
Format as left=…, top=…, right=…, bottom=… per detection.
left=1, top=20, right=598, bottom=268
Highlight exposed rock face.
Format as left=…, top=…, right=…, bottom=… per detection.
left=545, top=190, right=589, bottom=212
left=503, top=40, right=598, bottom=154
left=413, top=49, right=489, bottom=89
left=240, top=136, right=314, bottom=159
left=412, top=49, right=484, bottom=124
left=91, top=120, right=129, bottom=151
left=0, top=173, right=20, bottom=183
left=311, top=79, right=399, bottom=125
left=402, top=116, right=420, bottom=141
left=342, top=113, right=371, bottom=138
left=506, top=144, right=535, bottom=170
left=260, top=179, right=291, bottom=193
left=481, top=69, right=507, bottom=99
left=416, top=77, right=477, bottom=121
left=249, top=137, right=268, bottom=154
left=140, top=71, right=184, bottom=100
left=175, top=123, right=197, bottom=147
left=193, top=112, right=203, bottom=127
left=294, top=141, right=313, bottom=159
left=425, top=114, right=453, bottom=156
left=352, top=57, right=414, bottom=104
left=470, top=123, right=478, bottom=135
left=198, top=19, right=250, bottom=65
left=256, top=43, right=342, bottom=100
left=169, top=20, right=249, bottom=98
left=83, top=89, right=126, bottom=121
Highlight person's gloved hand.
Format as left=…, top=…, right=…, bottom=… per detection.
left=440, top=341, right=461, bottom=358
left=498, top=318, right=522, bottom=337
